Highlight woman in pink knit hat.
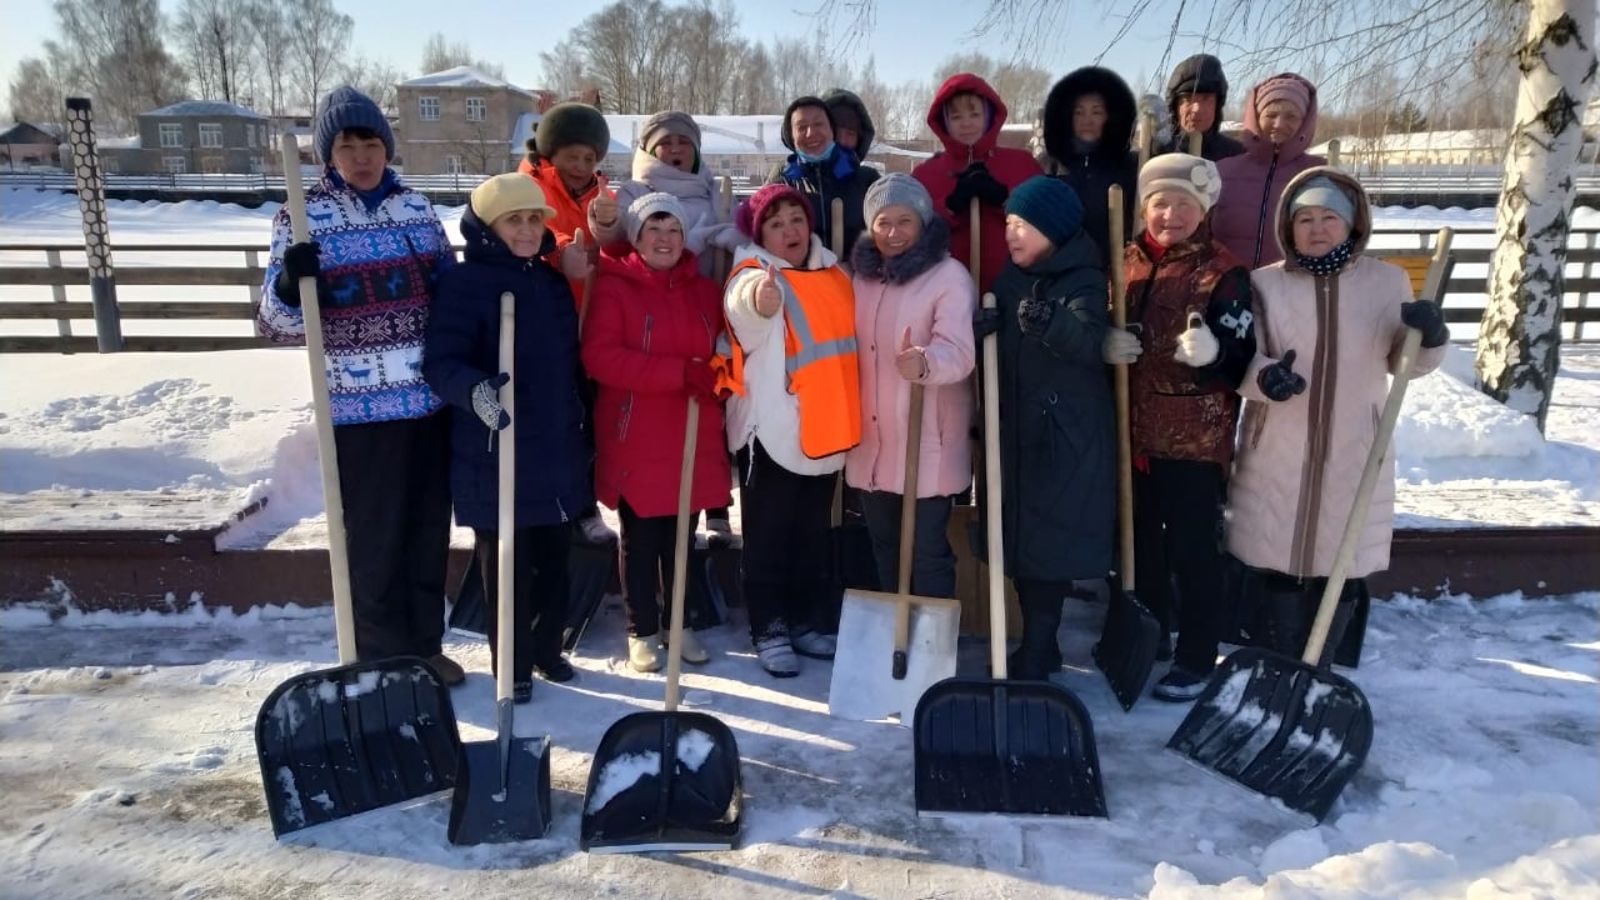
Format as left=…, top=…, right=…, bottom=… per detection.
left=1211, top=73, right=1325, bottom=268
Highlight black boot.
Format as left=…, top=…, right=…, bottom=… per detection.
left=1009, top=584, right=1064, bottom=680
left=1255, top=576, right=1357, bottom=669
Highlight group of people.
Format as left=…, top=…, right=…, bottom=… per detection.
left=259, top=53, right=1449, bottom=706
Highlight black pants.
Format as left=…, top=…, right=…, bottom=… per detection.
left=1251, top=570, right=1364, bottom=669
left=472, top=524, right=570, bottom=682
left=859, top=491, right=957, bottom=598
left=618, top=498, right=682, bottom=638
left=737, top=440, right=834, bottom=641
left=333, top=414, right=452, bottom=662
left=1133, top=458, right=1228, bottom=674
left=1013, top=578, right=1071, bottom=672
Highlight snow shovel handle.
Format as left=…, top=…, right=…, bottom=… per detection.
left=980, top=292, right=1007, bottom=678
left=1302, top=228, right=1452, bottom=665
left=496, top=292, right=516, bottom=706
left=664, top=397, right=700, bottom=712
left=280, top=133, right=357, bottom=665
left=1108, top=185, right=1136, bottom=593
left=969, top=198, right=981, bottom=283
left=831, top=198, right=845, bottom=261
left=891, top=383, right=926, bottom=679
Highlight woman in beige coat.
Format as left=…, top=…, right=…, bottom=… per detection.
left=1227, top=167, right=1449, bottom=665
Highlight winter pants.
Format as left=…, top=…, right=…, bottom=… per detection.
left=1133, top=458, right=1229, bottom=674
left=333, top=413, right=452, bottom=662
left=1012, top=579, right=1071, bottom=676
left=618, top=498, right=683, bottom=639
left=472, top=524, right=570, bottom=682
left=1251, top=570, right=1363, bottom=669
left=737, top=440, right=834, bottom=642
left=859, top=491, right=957, bottom=599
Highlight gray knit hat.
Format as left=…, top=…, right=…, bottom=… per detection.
left=863, top=173, right=935, bottom=227
left=1290, top=175, right=1356, bottom=225
left=628, top=192, right=688, bottom=244
left=639, top=110, right=700, bottom=153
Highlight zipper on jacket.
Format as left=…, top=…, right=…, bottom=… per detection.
left=556, top=497, right=569, bottom=523
left=1252, top=147, right=1281, bottom=268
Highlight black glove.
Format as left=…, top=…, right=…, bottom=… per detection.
left=1257, top=349, right=1307, bottom=402
left=273, top=241, right=322, bottom=308
left=471, top=373, right=511, bottom=430
left=945, top=163, right=1009, bottom=216
left=973, top=306, right=1002, bottom=339
left=1017, top=295, right=1055, bottom=339
left=1400, top=301, right=1450, bottom=348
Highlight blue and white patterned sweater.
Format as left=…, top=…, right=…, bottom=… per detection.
left=258, top=169, right=457, bottom=426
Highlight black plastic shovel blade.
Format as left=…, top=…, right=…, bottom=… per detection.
left=581, top=711, right=742, bottom=852
left=450, top=538, right=618, bottom=651
left=1167, top=647, right=1372, bottom=822
left=1093, top=587, right=1161, bottom=711
left=913, top=677, right=1107, bottom=818
left=255, top=657, right=461, bottom=837
left=447, top=728, right=552, bottom=845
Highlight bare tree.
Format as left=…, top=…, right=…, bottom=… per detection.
left=539, top=39, right=594, bottom=100
left=7, top=52, right=75, bottom=136
left=419, top=32, right=506, bottom=79
left=53, top=0, right=188, bottom=131
left=172, top=0, right=255, bottom=103
left=342, top=56, right=405, bottom=116
left=932, top=51, right=1050, bottom=129
left=247, top=0, right=293, bottom=116
left=447, top=116, right=508, bottom=175
left=284, top=0, right=353, bottom=123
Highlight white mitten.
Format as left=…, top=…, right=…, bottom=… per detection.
left=1102, top=327, right=1143, bottom=365
left=1174, top=312, right=1220, bottom=367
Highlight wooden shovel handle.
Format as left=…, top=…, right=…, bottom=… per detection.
left=831, top=197, right=845, bottom=260
left=892, top=383, right=926, bottom=679
left=980, top=292, right=1007, bottom=677
left=664, top=397, right=700, bottom=711
left=968, top=197, right=981, bottom=284
left=495, top=292, right=516, bottom=704
left=1108, top=185, right=1135, bottom=593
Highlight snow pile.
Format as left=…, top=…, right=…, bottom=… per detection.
left=1396, top=350, right=1546, bottom=467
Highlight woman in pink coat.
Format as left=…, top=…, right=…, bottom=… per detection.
left=1227, top=168, right=1448, bottom=665
left=1211, top=73, right=1325, bottom=269
left=846, top=174, right=977, bottom=597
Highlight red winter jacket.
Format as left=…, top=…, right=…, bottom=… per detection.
left=912, top=73, right=1043, bottom=294
left=581, top=249, right=732, bottom=519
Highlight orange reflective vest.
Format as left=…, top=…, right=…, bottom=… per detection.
left=715, top=259, right=862, bottom=459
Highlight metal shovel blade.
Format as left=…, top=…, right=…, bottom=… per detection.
left=447, top=700, right=551, bottom=845
left=1093, top=586, right=1161, bottom=711
left=828, top=589, right=960, bottom=723
left=913, top=677, right=1107, bottom=818
left=1166, top=647, right=1372, bottom=821
left=580, top=711, right=743, bottom=852
left=255, top=657, right=461, bottom=837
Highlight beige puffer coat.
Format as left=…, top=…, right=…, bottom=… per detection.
left=1226, top=167, right=1445, bottom=579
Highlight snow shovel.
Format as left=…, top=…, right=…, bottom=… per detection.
left=829, top=384, right=962, bottom=723
left=1166, top=326, right=1434, bottom=823
left=447, top=292, right=552, bottom=845
left=913, top=292, right=1107, bottom=818
left=581, top=397, right=743, bottom=852
left=255, top=134, right=460, bottom=838
left=1093, top=186, right=1161, bottom=712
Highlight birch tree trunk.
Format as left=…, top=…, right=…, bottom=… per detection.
left=1476, top=0, right=1597, bottom=431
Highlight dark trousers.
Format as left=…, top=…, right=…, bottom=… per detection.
left=333, top=413, right=452, bottom=662
left=618, top=498, right=681, bottom=638
left=859, top=491, right=957, bottom=599
left=737, top=440, right=834, bottom=641
left=472, top=524, right=570, bottom=682
left=1013, top=579, right=1071, bottom=671
left=1133, top=458, right=1229, bottom=674
left=1251, top=570, right=1364, bottom=668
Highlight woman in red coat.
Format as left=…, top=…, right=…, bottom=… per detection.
left=912, top=73, right=1043, bottom=294
left=582, top=192, right=732, bottom=673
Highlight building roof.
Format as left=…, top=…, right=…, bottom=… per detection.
left=0, top=122, right=60, bottom=143
left=402, top=66, right=533, bottom=97
left=143, top=100, right=266, bottom=119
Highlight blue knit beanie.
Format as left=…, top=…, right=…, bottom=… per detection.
left=315, top=86, right=394, bottom=163
left=1005, top=176, right=1085, bottom=246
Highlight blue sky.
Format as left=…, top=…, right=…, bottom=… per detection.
left=1, top=0, right=1223, bottom=101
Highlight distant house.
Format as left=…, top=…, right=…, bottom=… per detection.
left=0, top=122, right=61, bottom=169
left=1311, top=129, right=1508, bottom=170
left=97, top=101, right=272, bottom=175
left=397, top=66, right=543, bottom=176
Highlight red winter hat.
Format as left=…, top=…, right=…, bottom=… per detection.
left=735, top=183, right=813, bottom=240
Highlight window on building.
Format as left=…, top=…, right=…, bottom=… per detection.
left=201, top=157, right=225, bottom=174
left=159, top=123, right=183, bottom=148
left=199, top=123, right=223, bottom=149
left=163, top=156, right=187, bottom=174
left=250, top=156, right=264, bottom=174
left=444, top=154, right=464, bottom=174
left=420, top=96, right=440, bottom=121
left=465, top=97, right=486, bottom=122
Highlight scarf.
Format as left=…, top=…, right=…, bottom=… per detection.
left=1293, top=237, right=1355, bottom=277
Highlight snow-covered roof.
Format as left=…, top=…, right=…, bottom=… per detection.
left=99, top=135, right=141, bottom=150
left=402, top=66, right=533, bottom=97
left=143, top=101, right=266, bottom=119
left=1312, top=129, right=1506, bottom=156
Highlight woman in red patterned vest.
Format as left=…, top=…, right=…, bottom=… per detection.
left=1101, top=153, right=1257, bottom=702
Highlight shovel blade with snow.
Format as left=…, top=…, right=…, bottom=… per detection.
left=255, top=658, right=461, bottom=837
left=581, top=397, right=743, bottom=852
left=1166, top=648, right=1371, bottom=821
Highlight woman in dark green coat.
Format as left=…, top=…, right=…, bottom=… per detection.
left=978, top=175, right=1115, bottom=679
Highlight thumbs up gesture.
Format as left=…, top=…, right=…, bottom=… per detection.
left=1174, top=310, right=1220, bottom=367
left=561, top=228, right=594, bottom=280
left=895, top=326, right=929, bottom=381
left=754, top=261, right=783, bottom=318
left=590, top=178, right=619, bottom=228
left=1257, top=348, right=1308, bottom=401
